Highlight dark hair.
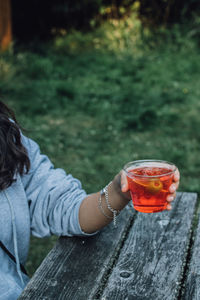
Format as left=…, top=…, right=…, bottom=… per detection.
left=0, top=101, right=30, bottom=190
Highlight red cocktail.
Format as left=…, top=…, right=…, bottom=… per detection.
left=124, top=160, right=177, bottom=213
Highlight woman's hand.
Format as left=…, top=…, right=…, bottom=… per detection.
left=166, top=169, right=180, bottom=210
left=120, top=168, right=180, bottom=211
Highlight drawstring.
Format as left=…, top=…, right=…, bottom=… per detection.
left=4, top=190, right=24, bottom=285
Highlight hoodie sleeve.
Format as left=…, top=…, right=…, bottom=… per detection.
left=20, top=134, right=97, bottom=238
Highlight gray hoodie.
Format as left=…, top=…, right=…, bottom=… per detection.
left=0, top=134, right=96, bottom=299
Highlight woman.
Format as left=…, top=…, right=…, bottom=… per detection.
left=0, top=101, right=179, bottom=299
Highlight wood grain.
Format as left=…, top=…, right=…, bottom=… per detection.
left=182, top=209, right=200, bottom=300
left=101, top=192, right=197, bottom=300
left=18, top=203, right=135, bottom=300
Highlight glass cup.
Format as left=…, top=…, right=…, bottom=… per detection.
left=123, top=160, right=177, bottom=213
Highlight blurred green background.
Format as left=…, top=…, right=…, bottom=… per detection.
left=0, top=0, right=200, bottom=276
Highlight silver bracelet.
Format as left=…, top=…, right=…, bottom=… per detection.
left=101, top=182, right=120, bottom=227
left=98, top=194, right=113, bottom=220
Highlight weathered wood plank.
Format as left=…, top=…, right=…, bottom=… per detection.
left=18, top=203, right=135, bottom=300
left=182, top=208, right=200, bottom=300
left=101, top=192, right=197, bottom=300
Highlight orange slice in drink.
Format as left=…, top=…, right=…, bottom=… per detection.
left=133, top=178, right=163, bottom=194
left=147, top=179, right=163, bottom=194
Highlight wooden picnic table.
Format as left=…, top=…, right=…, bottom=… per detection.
left=19, top=192, right=200, bottom=300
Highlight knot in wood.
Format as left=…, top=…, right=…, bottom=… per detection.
left=120, top=271, right=131, bottom=278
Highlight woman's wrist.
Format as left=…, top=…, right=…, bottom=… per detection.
left=79, top=174, right=131, bottom=233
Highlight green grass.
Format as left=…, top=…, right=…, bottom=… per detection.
left=0, top=25, right=200, bottom=275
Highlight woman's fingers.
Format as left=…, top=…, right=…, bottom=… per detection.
left=169, top=181, right=179, bottom=193
left=169, top=183, right=176, bottom=193
left=166, top=169, right=180, bottom=209
left=120, top=170, right=129, bottom=192
left=167, top=192, right=176, bottom=203
left=166, top=204, right=172, bottom=210
left=169, top=169, right=180, bottom=193
left=174, top=169, right=180, bottom=182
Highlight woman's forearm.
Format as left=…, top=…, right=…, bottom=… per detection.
left=78, top=175, right=130, bottom=234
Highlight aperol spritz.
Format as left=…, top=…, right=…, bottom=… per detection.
left=124, top=160, right=177, bottom=213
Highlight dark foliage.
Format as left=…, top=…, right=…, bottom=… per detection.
left=139, top=0, right=200, bottom=27
left=11, top=0, right=102, bottom=42
left=11, top=0, right=200, bottom=43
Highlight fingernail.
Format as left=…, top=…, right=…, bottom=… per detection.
left=168, top=196, right=174, bottom=202
left=170, top=185, right=176, bottom=193
left=175, top=174, right=180, bottom=181
left=121, top=184, right=126, bottom=190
